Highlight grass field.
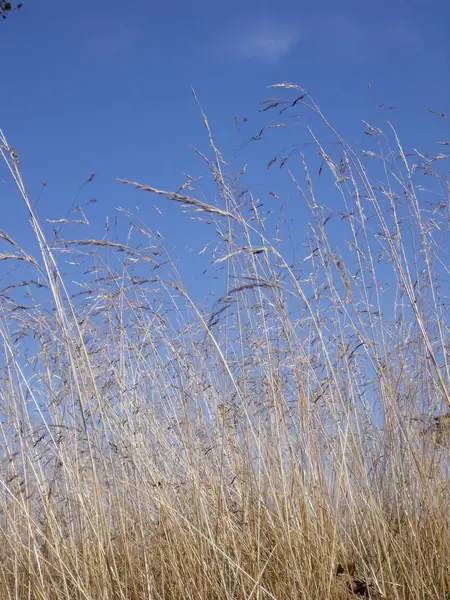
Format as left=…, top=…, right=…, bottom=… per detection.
left=0, top=85, right=448, bottom=599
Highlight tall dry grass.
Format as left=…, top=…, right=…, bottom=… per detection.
left=0, top=84, right=449, bottom=599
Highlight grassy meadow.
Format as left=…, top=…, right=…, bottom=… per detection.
left=0, top=85, right=449, bottom=599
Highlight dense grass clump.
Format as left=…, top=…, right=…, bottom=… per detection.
left=0, top=85, right=449, bottom=599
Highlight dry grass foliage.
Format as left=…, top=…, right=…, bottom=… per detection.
left=0, top=84, right=449, bottom=599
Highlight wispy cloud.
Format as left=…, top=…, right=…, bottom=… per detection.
left=227, top=21, right=303, bottom=63
left=222, top=14, right=420, bottom=66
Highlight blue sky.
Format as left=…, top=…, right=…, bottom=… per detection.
left=0, top=0, right=449, bottom=301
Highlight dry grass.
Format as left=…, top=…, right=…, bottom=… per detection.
left=0, top=84, right=449, bottom=599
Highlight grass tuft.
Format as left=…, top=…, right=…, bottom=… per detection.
left=0, top=85, right=449, bottom=599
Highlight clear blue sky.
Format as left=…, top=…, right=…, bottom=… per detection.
left=0, top=0, right=449, bottom=299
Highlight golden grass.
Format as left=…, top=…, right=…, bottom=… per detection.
left=0, top=84, right=448, bottom=599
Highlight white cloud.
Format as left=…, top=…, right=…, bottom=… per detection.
left=228, top=21, right=303, bottom=63
left=223, top=14, right=420, bottom=66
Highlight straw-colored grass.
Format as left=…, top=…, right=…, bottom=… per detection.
left=0, top=84, right=448, bottom=599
